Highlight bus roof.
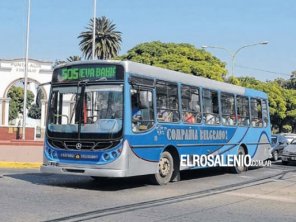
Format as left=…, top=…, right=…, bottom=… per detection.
left=56, top=60, right=268, bottom=99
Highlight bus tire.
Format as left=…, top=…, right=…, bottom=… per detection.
left=150, top=151, right=174, bottom=185
left=231, top=146, right=247, bottom=174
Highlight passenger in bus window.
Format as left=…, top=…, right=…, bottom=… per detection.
left=184, top=112, right=196, bottom=124
left=157, top=100, right=171, bottom=122
left=132, top=94, right=141, bottom=121
left=131, top=93, right=142, bottom=132
left=226, top=116, right=234, bottom=125
left=170, top=98, right=179, bottom=122
left=206, top=113, right=215, bottom=124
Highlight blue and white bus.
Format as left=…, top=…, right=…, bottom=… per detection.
left=41, top=61, right=272, bottom=185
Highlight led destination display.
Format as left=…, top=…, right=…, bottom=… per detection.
left=52, top=63, right=124, bottom=83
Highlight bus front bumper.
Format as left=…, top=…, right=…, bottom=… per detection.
left=40, top=140, right=159, bottom=178
left=40, top=163, right=127, bottom=178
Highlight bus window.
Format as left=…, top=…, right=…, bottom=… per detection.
left=181, top=85, right=201, bottom=124
left=221, top=93, right=236, bottom=126
left=131, top=88, right=155, bottom=132
left=156, top=82, right=179, bottom=122
left=202, top=89, right=220, bottom=124
left=236, top=96, right=250, bottom=126
left=262, top=100, right=268, bottom=127
left=251, top=98, right=263, bottom=127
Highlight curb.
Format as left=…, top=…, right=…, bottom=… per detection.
left=0, top=162, right=41, bottom=169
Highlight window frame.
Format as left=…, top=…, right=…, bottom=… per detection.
left=236, top=95, right=250, bottom=127
left=261, top=99, right=269, bottom=128
left=250, top=97, right=263, bottom=128
left=130, top=84, right=156, bottom=133
left=221, top=92, right=237, bottom=126
left=180, top=84, right=202, bottom=125
left=202, top=88, right=221, bottom=125
left=156, top=80, right=180, bottom=123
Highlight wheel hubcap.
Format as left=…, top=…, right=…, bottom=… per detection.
left=159, top=157, right=171, bottom=177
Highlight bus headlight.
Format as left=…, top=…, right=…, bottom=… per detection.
left=103, top=153, right=110, bottom=161
left=111, top=151, right=118, bottom=158
left=52, top=151, right=58, bottom=159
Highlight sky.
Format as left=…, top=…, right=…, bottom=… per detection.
left=0, top=0, right=295, bottom=81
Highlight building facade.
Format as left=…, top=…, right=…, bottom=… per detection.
left=0, top=58, right=53, bottom=139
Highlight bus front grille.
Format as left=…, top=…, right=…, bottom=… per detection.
left=48, top=139, right=120, bottom=151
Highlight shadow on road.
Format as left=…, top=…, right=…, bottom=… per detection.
left=5, top=172, right=152, bottom=191
left=5, top=167, right=227, bottom=191
left=4, top=165, right=285, bottom=191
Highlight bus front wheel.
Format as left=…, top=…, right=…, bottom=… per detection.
left=150, top=151, right=174, bottom=185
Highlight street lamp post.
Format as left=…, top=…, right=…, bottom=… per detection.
left=92, top=0, right=96, bottom=60
left=22, top=0, right=31, bottom=140
left=202, top=41, right=269, bottom=76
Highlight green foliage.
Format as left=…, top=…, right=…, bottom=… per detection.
left=66, top=56, right=81, bottom=62
left=282, top=125, right=292, bottom=133
left=271, top=71, right=296, bottom=89
left=53, top=56, right=82, bottom=69
left=28, top=104, right=41, bottom=119
left=8, top=86, right=34, bottom=121
left=120, top=41, right=227, bottom=81
left=227, top=75, right=241, bottom=85
left=53, top=59, right=66, bottom=68
left=79, top=16, right=122, bottom=60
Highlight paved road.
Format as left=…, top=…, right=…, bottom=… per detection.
left=0, top=162, right=295, bottom=222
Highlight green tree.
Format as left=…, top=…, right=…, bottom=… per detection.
left=53, top=59, right=66, bottom=68
left=8, top=86, right=34, bottom=121
left=66, top=56, right=81, bottom=62
left=79, top=16, right=122, bottom=60
left=282, top=125, right=292, bottom=133
left=283, top=89, right=296, bottom=132
left=285, top=71, right=296, bottom=89
left=120, top=41, right=227, bottom=81
left=53, top=56, right=82, bottom=68
left=28, top=104, right=41, bottom=119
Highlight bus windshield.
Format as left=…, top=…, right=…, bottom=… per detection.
left=47, top=84, right=123, bottom=139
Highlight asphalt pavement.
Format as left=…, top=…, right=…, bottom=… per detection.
left=0, top=162, right=295, bottom=222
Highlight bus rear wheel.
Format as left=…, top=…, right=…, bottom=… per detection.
left=150, top=151, right=174, bottom=185
left=232, top=146, right=248, bottom=174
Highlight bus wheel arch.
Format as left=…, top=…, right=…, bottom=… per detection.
left=150, top=145, right=180, bottom=185
left=240, top=143, right=248, bottom=155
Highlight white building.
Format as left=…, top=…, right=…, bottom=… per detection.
left=0, top=58, right=53, bottom=137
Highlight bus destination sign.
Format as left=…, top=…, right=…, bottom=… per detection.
left=52, top=63, right=124, bottom=83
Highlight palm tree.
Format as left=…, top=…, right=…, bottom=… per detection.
left=66, top=56, right=81, bottom=62
left=78, top=16, right=122, bottom=60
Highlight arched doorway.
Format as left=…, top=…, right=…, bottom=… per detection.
left=3, top=78, right=47, bottom=138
